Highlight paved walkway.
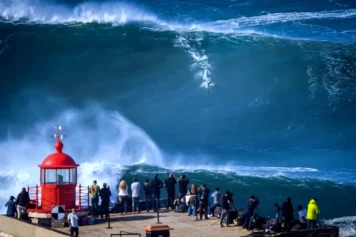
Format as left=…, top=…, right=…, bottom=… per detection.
left=56, top=210, right=253, bottom=237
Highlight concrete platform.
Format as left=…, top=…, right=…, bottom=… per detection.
left=55, top=210, right=252, bottom=237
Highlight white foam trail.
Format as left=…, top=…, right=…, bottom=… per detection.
left=174, top=34, right=214, bottom=88
left=0, top=104, right=163, bottom=213
left=306, top=65, right=318, bottom=100
left=302, top=43, right=356, bottom=106
left=211, top=9, right=356, bottom=29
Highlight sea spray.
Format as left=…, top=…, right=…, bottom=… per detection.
left=0, top=104, right=163, bottom=213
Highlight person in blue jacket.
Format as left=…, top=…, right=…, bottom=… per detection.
left=5, top=196, right=16, bottom=217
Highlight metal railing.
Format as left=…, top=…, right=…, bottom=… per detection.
left=110, top=232, right=141, bottom=237
left=27, top=184, right=89, bottom=211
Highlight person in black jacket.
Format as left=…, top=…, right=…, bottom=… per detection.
left=220, top=191, right=233, bottom=227
left=99, top=183, right=111, bottom=219
left=177, top=174, right=189, bottom=205
left=243, top=195, right=257, bottom=229
left=164, top=173, right=177, bottom=210
left=282, top=197, right=294, bottom=231
left=16, top=187, right=30, bottom=219
left=143, top=179, right=152, bottom=212
left=197, top=184, right=210, bottom=220
left=151, top=174, right=163, bottom=212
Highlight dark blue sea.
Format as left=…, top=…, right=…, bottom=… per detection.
left=0, top=0, right=356, bottom=235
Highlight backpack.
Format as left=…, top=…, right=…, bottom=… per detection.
left=175, top=203, right=187, bottom=213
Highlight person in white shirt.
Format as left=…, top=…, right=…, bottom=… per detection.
left=297, top=205, right=307, bottom=229
left=67, top=208, right=79, bottom=237
left=131, top=178, right=141, bottom=214
left=118, top=180, right=129, bottom=214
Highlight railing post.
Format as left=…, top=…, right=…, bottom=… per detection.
left=78, top=184, right=82, bottom=210
left=57, top=188, right=60, bottom=205
left=35, top=185, right=38, bottom=210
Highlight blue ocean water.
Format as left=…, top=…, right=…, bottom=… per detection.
left=0, top=0, right=356, bottom=235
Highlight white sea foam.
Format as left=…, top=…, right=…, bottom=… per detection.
left=324, top=216, right=356, bottom=237
left=301, top=43, right=356, bottom=106
left=210, top=9, right=356, bottom=28
left=0, top=104, right=163, bottom=213
left=169, top=164, right=319, bottom=177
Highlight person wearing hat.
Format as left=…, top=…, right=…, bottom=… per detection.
left=89, top=180, right=100, bottom=217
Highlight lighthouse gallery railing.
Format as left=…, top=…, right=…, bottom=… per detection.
left=27, top=184, right=90, bottom=212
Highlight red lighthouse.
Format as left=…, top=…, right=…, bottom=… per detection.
left=38, top=125, right=79, bottom=210
left=27, top=125, right=89, bottom=226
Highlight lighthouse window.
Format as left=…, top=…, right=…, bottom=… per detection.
left=41, top=169, right=45, bottom=183
left=57, top=169, right=70, bottom=184
left=70, top=168, right=76, bottom=183
left=45, top=169, right=57, bottom=184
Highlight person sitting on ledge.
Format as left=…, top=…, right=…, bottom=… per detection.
left=5, top=196, right=16, bottom=217
left=297, top=205, right=307, bottom=229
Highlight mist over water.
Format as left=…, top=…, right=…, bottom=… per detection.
left=1, top=0, right=356, bottom=235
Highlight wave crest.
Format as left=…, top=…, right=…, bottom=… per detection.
left=1, top=0, right=356, bottom=33
left=0, top=0, right=158, bottom=24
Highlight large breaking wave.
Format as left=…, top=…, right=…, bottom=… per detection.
left=1, top=0, right=356, bottom=42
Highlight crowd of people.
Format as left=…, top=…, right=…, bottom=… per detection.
left=88, top=173, right=321, bottom=232
left=4, top=188, right=30, bottom=219
left=4, top=174, right=321, bottom=235
left=272, top=197, right=320, bottom=232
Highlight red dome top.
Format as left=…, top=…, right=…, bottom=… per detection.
left=39, top=141, right=79, bottom=168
